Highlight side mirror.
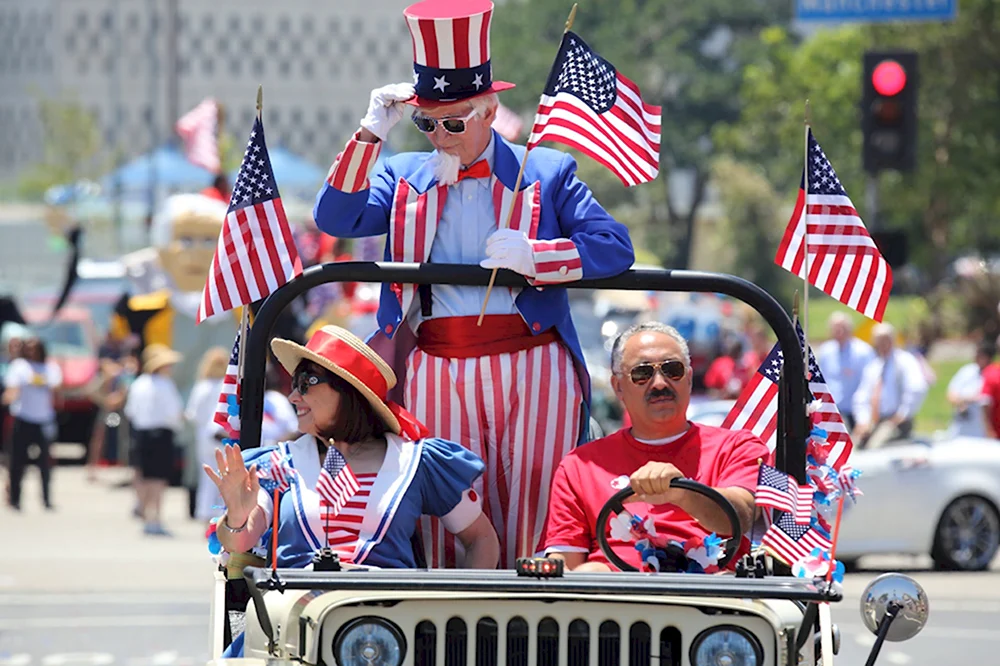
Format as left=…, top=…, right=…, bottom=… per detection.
left=860, top=573, right=929, bottom=642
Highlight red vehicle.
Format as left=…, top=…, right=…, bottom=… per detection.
left=22, top=306, right=101, bottom=453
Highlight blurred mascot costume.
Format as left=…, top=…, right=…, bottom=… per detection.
left=111, top=193, right=239, bottom=397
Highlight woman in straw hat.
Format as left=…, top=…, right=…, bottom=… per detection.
left=124, top=343, right=184, bottom=536
left=205, top=325, right=499, bottom=575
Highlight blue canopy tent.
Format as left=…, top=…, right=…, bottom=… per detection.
left=229, top=146, right=326, bottom=201
left=101, top=144, right=215, bottom=197
left=228, top=145, right=398, bottom=203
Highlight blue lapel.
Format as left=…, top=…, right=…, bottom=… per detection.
left=403, top=153, right=440, bottom=194
left=492, top=131, right=531, bottom=193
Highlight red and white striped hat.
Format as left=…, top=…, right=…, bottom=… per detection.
left=403, top=0, right=514, bottom=107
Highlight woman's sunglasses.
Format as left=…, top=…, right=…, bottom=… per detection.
left=292, top=368, right=329, bottom=395
left=411, top=109, right=478, bottom=135
left=628, top=360, right=686, bottom=385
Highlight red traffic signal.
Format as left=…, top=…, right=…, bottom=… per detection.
left=872, top=60, right=907, bottom=97
left=862, top=51, right=918, bottom=174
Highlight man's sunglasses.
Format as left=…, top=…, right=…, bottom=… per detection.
left=292, top=368, right=330, bottom=395
left=628, top=360, right=686, bottom=385
left=411, top=109, right=478, bottom=135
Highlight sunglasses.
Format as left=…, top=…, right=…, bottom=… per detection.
left=628, top=360, right=686, bottom=385
left=411, top=109, right=478, bottom=134
left=292, top=368, right=329, bottom=395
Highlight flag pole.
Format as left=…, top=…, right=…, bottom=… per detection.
left=235, top=86, right=263, bottom=386
left=477, top=3, right=578, bottom=327
left=801, top=100, right=811, bottom=377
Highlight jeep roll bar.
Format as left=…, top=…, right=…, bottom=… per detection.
left=239, top=263, right=810, bottom=483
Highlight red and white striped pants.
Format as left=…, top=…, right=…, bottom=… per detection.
left=405, top=340, right=583, bottom=569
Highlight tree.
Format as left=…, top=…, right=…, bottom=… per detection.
left=16, top=96, right=102, bottom=201
left=709, top=157, right=794, bottom=304
left=491, top=0, right=793, bottom=268
left=716, top=0, right=1000, bottom=283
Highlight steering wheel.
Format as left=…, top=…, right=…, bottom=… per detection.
left=595, top=479, right=743, bottom=572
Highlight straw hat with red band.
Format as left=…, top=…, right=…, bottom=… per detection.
left=403, top=0, right=515, bottom=108
left=270, top=326, right=429, bottom=441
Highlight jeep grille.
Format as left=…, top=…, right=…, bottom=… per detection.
left=412, top=616, right=681, bottom=666
left=318, top=599, right=777, bottom=666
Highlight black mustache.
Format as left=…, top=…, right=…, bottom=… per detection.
left=647, top=386, right=676, bottom=401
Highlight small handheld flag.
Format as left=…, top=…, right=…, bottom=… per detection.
left=775, top=130, right=892, bottom=322
left=528, top=31, right=661, bottom=187
left=212, top=331, right=241, bottom=438
left=197, top=115, right=303, bottom=323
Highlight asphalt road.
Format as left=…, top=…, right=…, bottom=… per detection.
left=0, top=593, right=209, bottom=666
left=1, top=467, right=997, bottom=666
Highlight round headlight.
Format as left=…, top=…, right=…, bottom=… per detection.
left=690, top=625, right=763, bottom=666
left=334, top=617, right=406, bottom=666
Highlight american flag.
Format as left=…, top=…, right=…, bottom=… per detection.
left=761, top=510, right=833, bottom=566
left=197, top=117, right=303, bottom=323
left=256, top=448, right=292, bottom=494
left=212, top=331, right=240, bottom=438
left=721, top=323, right=854, bottom=472
left=775, top=130, right=892, bottom=322
left=316, top=445, right=360, bottom=517
left=756, top=463, right=814, bottom=525
left=528, top=31, right=661, bottom=187
left=175, top=98, right=220, bottom=174
left=492, top=103, right=524, bottom=142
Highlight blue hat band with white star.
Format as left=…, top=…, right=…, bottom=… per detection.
left=413, top=61, right=493, bottom=103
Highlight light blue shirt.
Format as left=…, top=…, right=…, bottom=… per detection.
left=947, top=362, right=987, bottom=437
left=852, top=349, right=929, bottom=425
left=407, top=135, right=518, bottom=329
left=816, top=337, right=875, bottom=412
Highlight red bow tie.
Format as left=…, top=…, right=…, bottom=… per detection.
left=455, top=159, right=490, bottom=183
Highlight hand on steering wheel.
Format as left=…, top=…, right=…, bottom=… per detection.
left=594, top=479, right=743, bottom=572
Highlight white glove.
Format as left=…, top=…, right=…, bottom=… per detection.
left=480, top=228, right=536, bottom=278
left=360, top=83, right=416, bottom=141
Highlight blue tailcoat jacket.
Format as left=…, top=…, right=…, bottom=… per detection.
left=313, top=129, right=635, bottom=410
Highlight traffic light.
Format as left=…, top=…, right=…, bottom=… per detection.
left=862, top=50, right=918, bottom=174
left=870, top=229, right=908, bottom=268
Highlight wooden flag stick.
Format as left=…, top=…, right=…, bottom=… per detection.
left=477, top=3, right=578, bottom=327
left=826, top=493, right=846, bottom=582
left=271, top=487, right=280, bottom=570
left=236, top=86, right=263, bottom=385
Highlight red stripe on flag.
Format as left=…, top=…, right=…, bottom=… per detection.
left=253, top=202, right=282, bottom=290
left=224, top=212, right=253, bottom=307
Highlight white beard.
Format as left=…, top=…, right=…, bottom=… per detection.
left=430, top=150, right=462, bottom=186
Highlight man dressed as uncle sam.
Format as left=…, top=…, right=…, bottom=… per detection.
left=313, top=0, right=635, bottom=568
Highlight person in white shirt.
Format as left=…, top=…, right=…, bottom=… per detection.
left=2, top=337, right=62, bottom=511
left=852, top=323, right=930, bottom=449
left=185, top=346, right=230, bottom=526
left=125, top=344, right=184, bottom=536
left=816, top=312, right=875, bottom=431
left=947, top=341, right=994, bottom=438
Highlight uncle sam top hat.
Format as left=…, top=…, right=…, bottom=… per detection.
left=404, top=0, right=515, bottom=107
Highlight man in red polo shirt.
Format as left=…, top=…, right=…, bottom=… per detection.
left=981, top=334, right=1000, bottom=439
left=539, top=322, right=768, bottom=572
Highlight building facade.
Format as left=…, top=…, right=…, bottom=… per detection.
left=0, top=0, right=415, bottom=184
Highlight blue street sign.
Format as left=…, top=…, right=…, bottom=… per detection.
left=796, top=0, right=957, bottom=23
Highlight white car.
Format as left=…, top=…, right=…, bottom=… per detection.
left=688, top=399, right=1000, bottom=571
